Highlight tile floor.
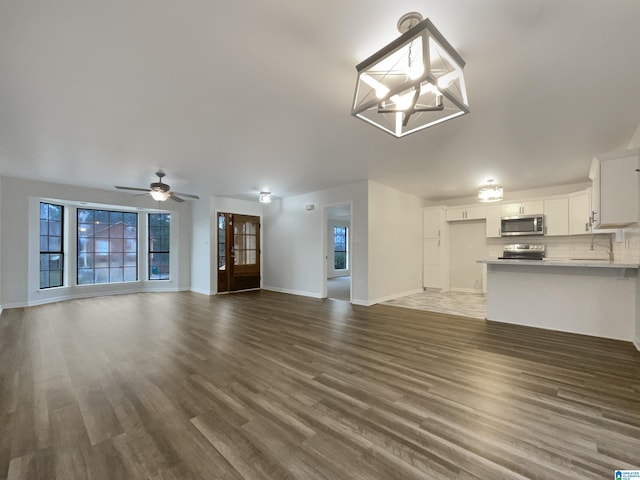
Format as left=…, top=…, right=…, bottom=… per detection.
left=327, top=275, right=350, bottom=300
left=382, top=289, right=487, bottom=319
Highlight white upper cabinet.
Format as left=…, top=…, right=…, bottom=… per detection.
left=423, top=208, right=443, bottom=238
left=591, top=148, right=640, bottom=229
left=501, top=201, right=544, bottom=217
left=568, top=191, right=591, bottom=235
left=485, top=205, right=502, bottom=238
left=446, top=205, right=486, bottom=221
left=544, top=198, right=569, bottom=236
left=423, top=207, right=450, bottom=291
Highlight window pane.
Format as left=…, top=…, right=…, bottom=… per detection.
left=109, top=253, right=123, bottom=268
left=40, top=271, right=49, bottom=289
left=40, top=202, right=64, bottom=289
left=94, top=268, right=109, bottom=284
left=110, top=238, right=123, bottom=252
left=109, top=211, right=124, bottom=225
left=124, top=267, right=137, bottom=282
left=333, top=226, right=348, bottom=270
left=124, top=253, right=137, bottom=267
left=148, top=213, right=170, bottom=280
left=77, top=208, right=137, bottom=285
left=49, top=205, right=62, bottom=221
left=48, top=237, right=61, bottom=251
left=95, top=210, right=109, bottom=224
left=78, top=269, right=93, bottom=285
left=109, top=268, right=124, bottom=283
left=49, top=221, right=62, bottom=236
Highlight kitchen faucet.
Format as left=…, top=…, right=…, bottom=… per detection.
left=590, top=233, right=614, bottom=262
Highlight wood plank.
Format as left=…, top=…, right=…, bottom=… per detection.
left=0, top=290, right=639, bottom=479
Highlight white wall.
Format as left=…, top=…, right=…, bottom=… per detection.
left=262, top=181, right=369, bottom=303
left=367, top=181, right=423, bottom=304
left=449, top=220, right=488, bottom=292
left=327, top=218, right=350, bottom=278
left=0, top=179, right=2, bottom=312
left=629, top=122, right=640, bottom=149
left=0, top=176, right=192, bottom=308
left=190, top=195, right=262, bottom=295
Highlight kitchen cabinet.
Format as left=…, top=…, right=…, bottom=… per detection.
left=543, top=197, right=569, bottom=236
left=423, top=208, right=442, bottom=238
left=446, top=205, right=486, bottom=221
left=568, top=191, right=591, bottom=235
left=423, top=207, right=449, bottom=290
left=501, top=201, right=544, bottom=217
left=485, top=205, right=502, bottom=238
left=590, top=148, right=640, bottom=228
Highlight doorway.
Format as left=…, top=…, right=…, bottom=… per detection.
left=325, top=204, right=352, bottom=301
left=217, top=212, right=261, bottom=292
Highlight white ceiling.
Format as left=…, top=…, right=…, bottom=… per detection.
left=1, top=0, right=639, bottom=203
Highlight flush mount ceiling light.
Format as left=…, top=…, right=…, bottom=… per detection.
left=478, top=180, right=504, bottom=203
left=258, top=191, right=272, bottom=203
left=351, top=12, right=469, bottom=138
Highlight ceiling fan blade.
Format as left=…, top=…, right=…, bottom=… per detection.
left=171, top=191, right=200, bottom=199
left=169, top=193, right=185, bottom=202
left=116, top=186, right=151, bottom=193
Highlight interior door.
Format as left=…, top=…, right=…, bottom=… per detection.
left=217, top=212, right=261, bottom=292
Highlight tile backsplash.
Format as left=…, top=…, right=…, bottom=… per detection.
left=487, top=229, right=640, bottom=263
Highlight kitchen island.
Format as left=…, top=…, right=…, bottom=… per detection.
left=478, top=259, right=640, bottom=345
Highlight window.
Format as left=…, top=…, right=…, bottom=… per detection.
left=77, top=209, right=138, bottom=284
left=334, top=226, right=348, bottom=270
left=149, top=213, right=170, bottom=280
left=40, top=202, right=64, bottom=288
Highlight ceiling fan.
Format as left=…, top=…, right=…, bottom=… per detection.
left=116, top=171, right=200, bottom=202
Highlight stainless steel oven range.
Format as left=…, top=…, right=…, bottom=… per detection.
left=498, top=244, right=545, bottom=260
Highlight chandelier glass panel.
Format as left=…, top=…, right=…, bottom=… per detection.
left=351, top=13, right=469, bottom=137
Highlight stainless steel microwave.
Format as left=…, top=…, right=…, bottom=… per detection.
left=501, top=215, right=544, bottom=236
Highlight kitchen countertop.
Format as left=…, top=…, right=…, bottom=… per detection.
left=478, top=258, right=640, bottom=268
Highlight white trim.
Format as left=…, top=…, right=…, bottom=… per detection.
left=450, top=287, right=484, bottom=294
left=634, top=335, right=640, bottom=352
left=261, top=286, right=323, bottom=299
left=364, top=288, right=424, bottom=306
left=0, top=285, right=185, bottom=309
left=351, top=298, right=375, bottom=306
left=190, top=287, right=215, bottom=296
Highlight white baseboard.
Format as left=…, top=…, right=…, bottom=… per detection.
left=350, top=299, right=374, bottom=306
left=633, top=335, right=640, bottom=352
left=190, top=288, right=214, bottom=296
left=2, top=286, right=184, bottom=310
left=450, top=287, right=485, bottom=294
left=368, top=288, right=424, bottom=306
left=261, top=286, right=322, bottom=299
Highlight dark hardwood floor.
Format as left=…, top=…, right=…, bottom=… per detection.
left=1, top=290, right=639, bottom=479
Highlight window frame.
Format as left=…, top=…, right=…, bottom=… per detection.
left=76, top=208, right=139, bottom=285
left=333, top=225, right=348, bottom=270
left=148, top=213, right=170, bottom=281
left=39, top=202, right=65, bottom=289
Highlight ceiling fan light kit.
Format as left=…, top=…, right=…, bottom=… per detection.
left=258, top=191, right=272, bottom=203
left=116, top=171, right=200, bottom=203
left=351, top=12, right=469, bottom=138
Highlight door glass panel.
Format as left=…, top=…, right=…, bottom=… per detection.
left=233, top=220, right=257, bottom=266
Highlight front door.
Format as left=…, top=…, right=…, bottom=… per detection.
left=217, top=213, right=261, bottom=292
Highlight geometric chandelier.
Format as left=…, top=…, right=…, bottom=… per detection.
left=351, top=12, right=469, bottom=138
